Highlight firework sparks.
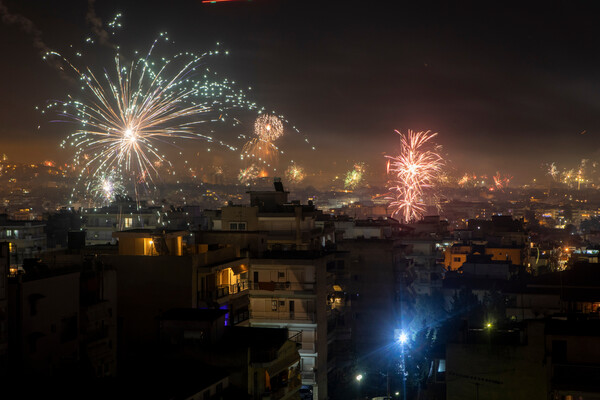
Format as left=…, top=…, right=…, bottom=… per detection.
left=238, top=164, right=259, bottom=184
left=88, top=170, right=125, bottom=205
left=285, top=164, right=305, bottom=183
left=50, top=45, right=216, bottom=184
left=344, top=162, right=365, bottom=189
left=547, top=162, right=559, bottom=181
left=493, top=171, right=512, bottom=190
left=241, top=114, right=284, bottom=170
left=42, top=24, right=259, bottom=203
left=458, top=173, right=477, bottom=187
left=254, top=114, right=284, bottom=142
left=386, top=130, right=443, bottom=222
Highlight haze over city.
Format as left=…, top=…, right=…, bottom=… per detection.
left=2, top=1, right=600, bottom=187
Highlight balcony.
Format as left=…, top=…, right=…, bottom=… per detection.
left=250, top=310, right=315, bottom=323
left=208, top=279, right=250, bottom=300
left=301, top=371, right=315, bottom=384
left=228, top=279, right=249, bottom=295
left=250, top=281, right=315, bottom=292
left=215, top=285, right=229, bottom=299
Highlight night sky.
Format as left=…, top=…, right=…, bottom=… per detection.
left=2, top=0, right=600, bottom=185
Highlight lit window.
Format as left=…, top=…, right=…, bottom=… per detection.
left=124, top=218, right=133, bottom=228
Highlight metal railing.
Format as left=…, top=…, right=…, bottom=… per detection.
left=228, top=280, right=249, bottom=294
left=250, top=310, right=315, bottom=322
left=249, top=281, right=315, bottom=291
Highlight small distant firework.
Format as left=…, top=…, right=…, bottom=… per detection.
left=285, top=164, right=305, bottom=183
left=242, top=114, right=284, bottom=169
left=547, top=162, right=559, bottom=181
left=492, top=171, right=512, bottom=191
left=458, top=173, right=477, bottom=187
left=344, top=162, right=365, bottom=189
left=89, top=170, right=125, bottom=205
left=386, top=130, right=443, bottom=222
left=254, top=114, right=284, bottom=142
left=549, top=159, right=592, bottom=189
left=238, top=164, right=259, bottom=184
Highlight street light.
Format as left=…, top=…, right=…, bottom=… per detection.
left=398, top=332, right=408, bottom=400
left=390, top=329, right=409, bottom=400
left=355, top=373, right=364, bottom=400
left=397, top=331, right=408, bottom=345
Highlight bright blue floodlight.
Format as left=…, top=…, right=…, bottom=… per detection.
left=397, top=330, right=408, bottom=344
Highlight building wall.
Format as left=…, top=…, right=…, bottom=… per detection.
left=485, top=247, right=522, bottom=264
left=9, top=271, right=81, bottom=376
left=221, top=206, right=259, bottom=231
left=446, top=323, right=548, bottom=400
left=0, top=243, right=8, bottom=376
left=337, top=239, right=401, bottom=360
left=444, top=245, right=470, bottom=271
left=244, top=255, right=330, bottom=400
left=101, top=255, right=199, bottom=351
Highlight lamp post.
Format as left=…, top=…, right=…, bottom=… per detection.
left=391, top=329, right=409, bottom=400
left=355, top=373, right=363, bottom=400
left=395, top=330, right=408, bottom=400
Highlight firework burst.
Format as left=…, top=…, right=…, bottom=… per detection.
left=386, top=130, right=443, bottom=222
left=88, top=170, right=125, bottom=205
left=285, top=164, right=305, bottom=183
left=241, top=114, right=284, bottom=172
left=51, top=44, right=218, bottom=183
left=344, top=162, right=365, bottom=190
left=238, top=164, right=259, bottom=184
left=493, top=171, right=512, bottom=191
left=42, top=24, right=260, bottom=204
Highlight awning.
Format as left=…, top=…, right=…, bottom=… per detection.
left=231, top=263, right=248, bottom=275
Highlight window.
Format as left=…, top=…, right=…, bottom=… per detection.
left=278, top=271, right=285, bottom=279
left=453, top=257, right=462, bottom=262
left=279, top=300, right=285, bottom=307
left=271, top=300, right=278, bottom=311
left=229, top=222, right=247, bottom=231
left=124, top=217, right=133, bottom=228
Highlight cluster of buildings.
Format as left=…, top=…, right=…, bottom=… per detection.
left=0, top=178, right=600, bottom=399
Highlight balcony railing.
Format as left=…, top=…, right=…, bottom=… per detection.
left=301, top=371, right=315, bottom=383
left=250, top=310, right=315, bottom=322
left=288, top=331, right=303, bottom=344
left=228, top=280, right=249, bottom=295
left=215, top=285, right=229, bottom=299
left=250, top=281, right=315, bottom=292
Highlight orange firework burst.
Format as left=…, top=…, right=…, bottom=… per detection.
left=242, top=114, right=284, bottom=167
left=493, top=172, right=512, bottom=190
left=386, top=130, right=443, bottom=222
